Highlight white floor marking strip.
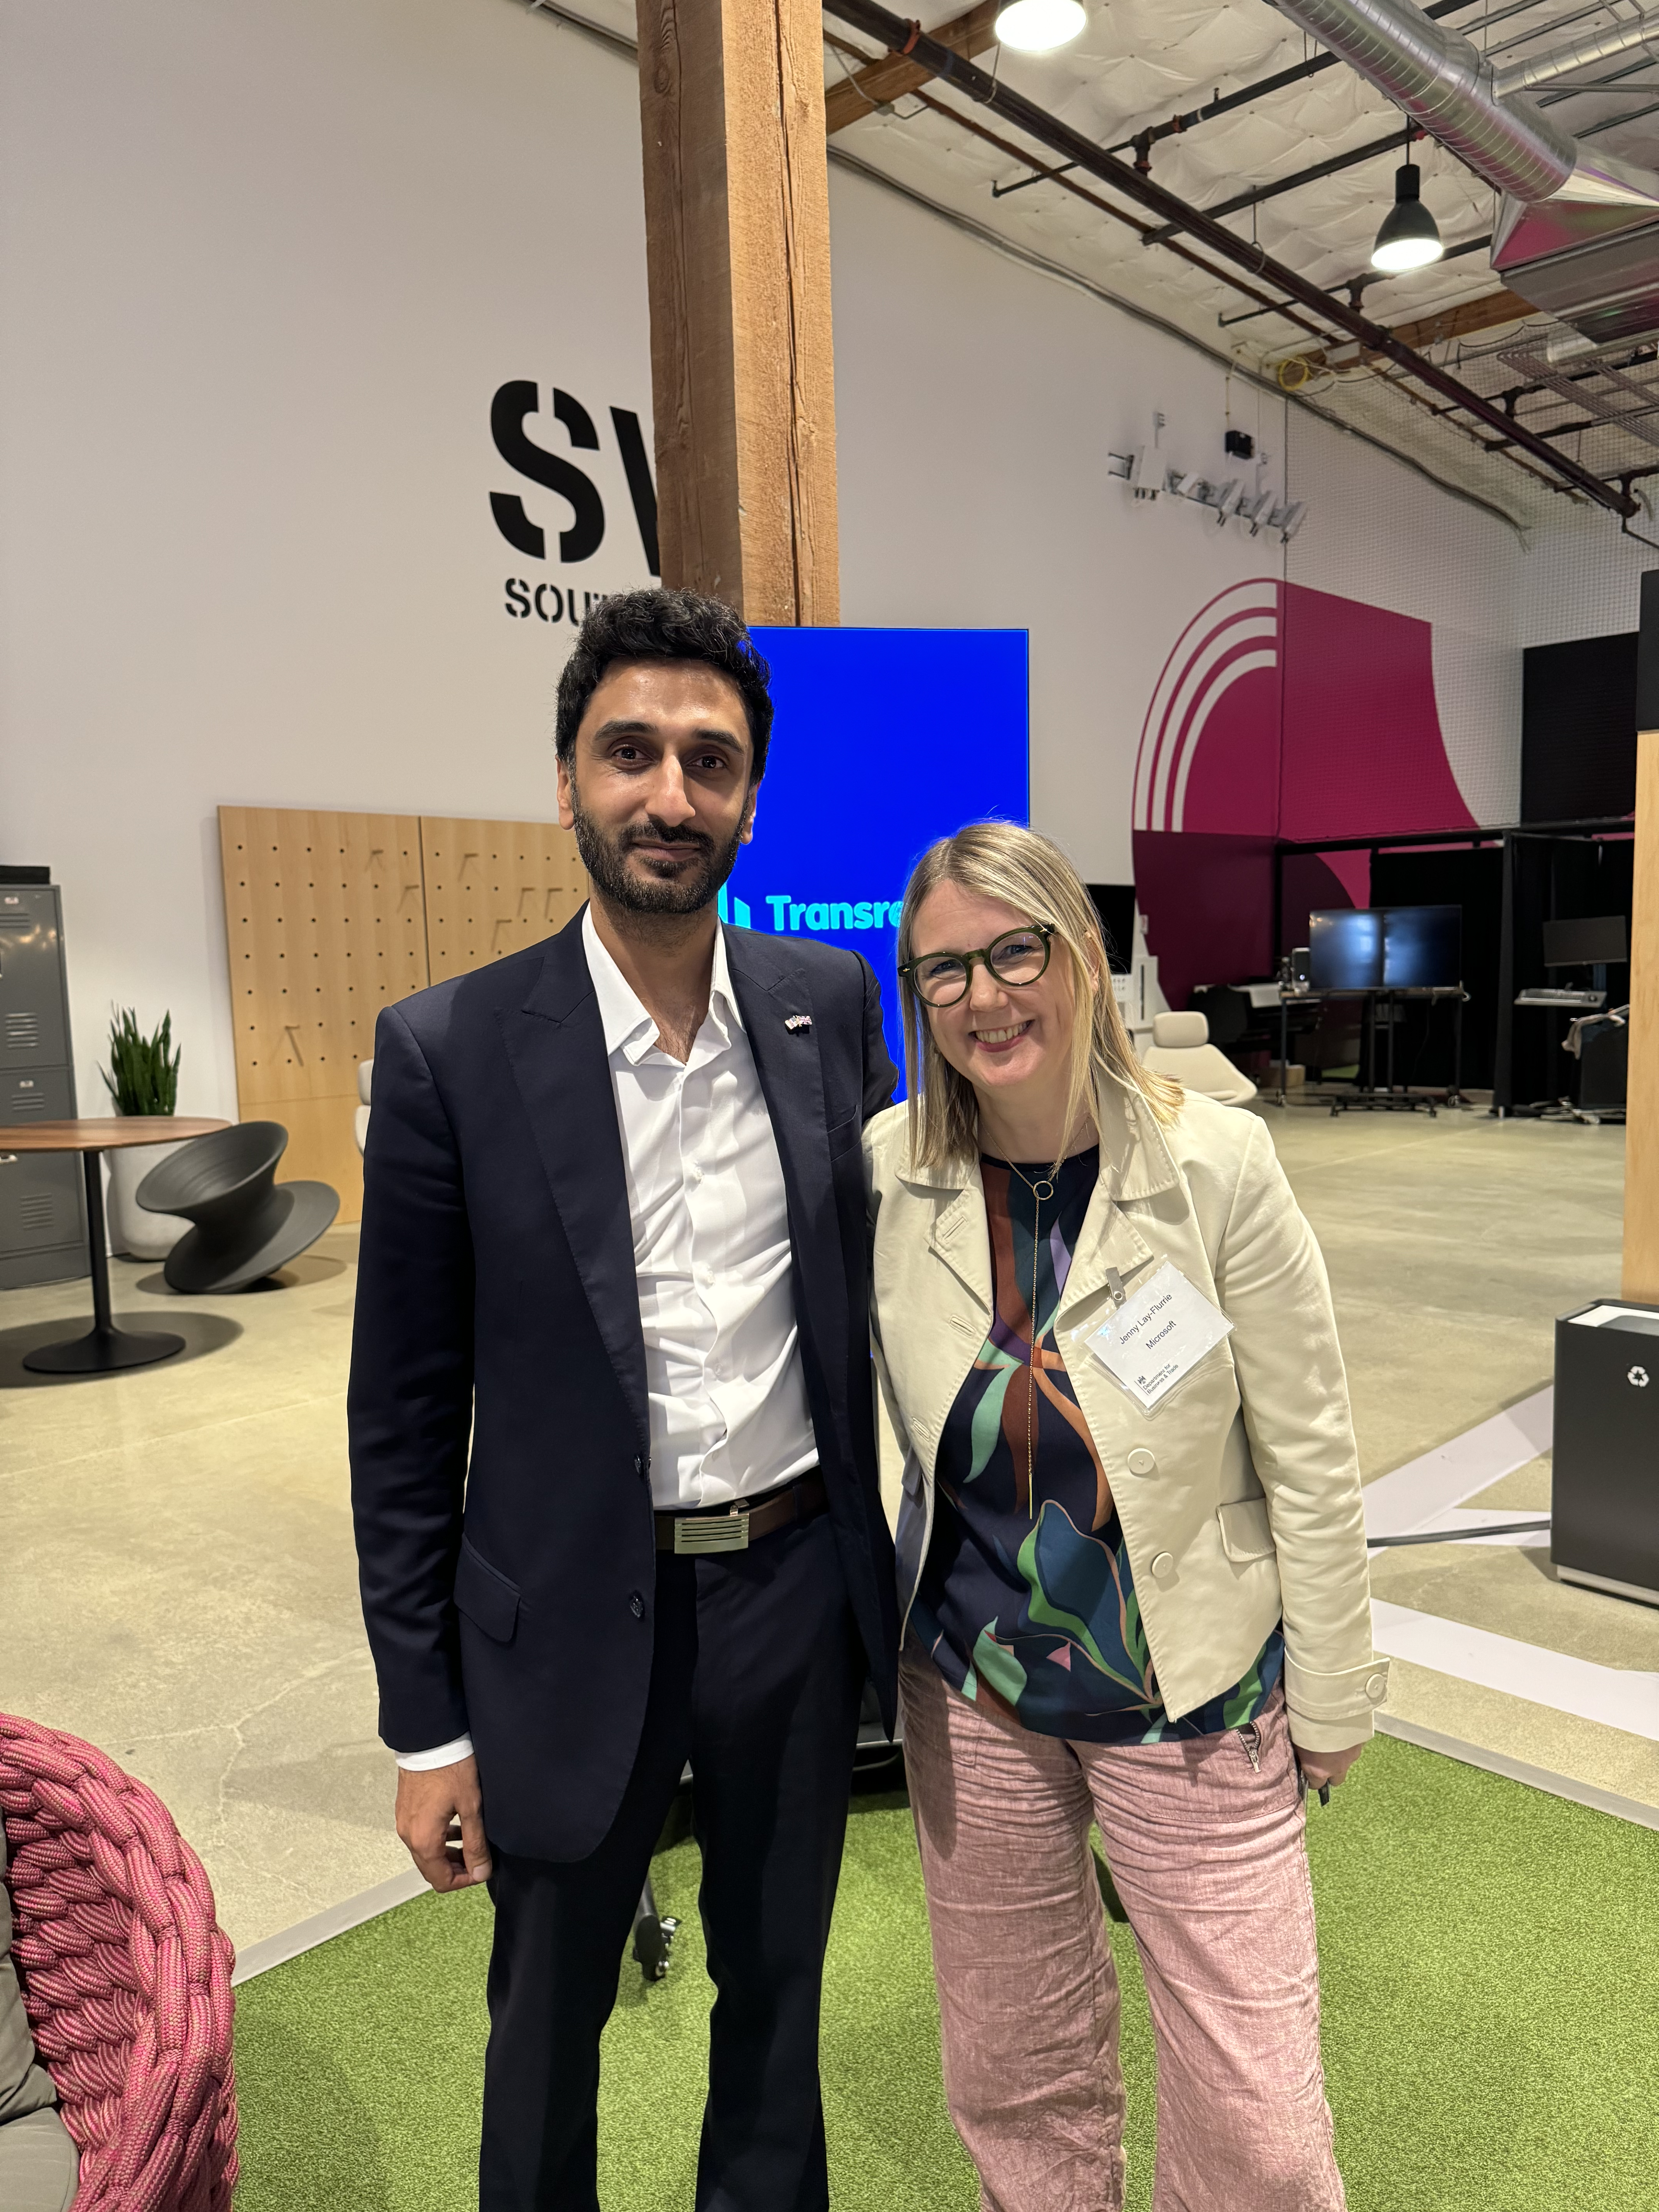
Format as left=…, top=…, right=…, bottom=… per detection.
left=225, top=1392, right=1626, bottom=1981
left=230, top=1864, right=428, bottom=1984
left=1372, top=1599, right=1659, bottom=1743
left=1362, top=1388, right=1553, bottom=1540
left=1375, top=1714, right=1659, bottom=1831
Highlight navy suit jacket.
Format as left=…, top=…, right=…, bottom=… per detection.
left=348, top=909, right=900, bottom=1861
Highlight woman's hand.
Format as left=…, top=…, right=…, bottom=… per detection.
left=1295, top=1740, right=1367, bottom=1793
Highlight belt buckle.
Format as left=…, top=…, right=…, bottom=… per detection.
left=673, top=1506, right=751, bottom=1556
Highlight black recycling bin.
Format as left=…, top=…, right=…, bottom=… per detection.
left=1552, top=1297, right=1659, bottom=1605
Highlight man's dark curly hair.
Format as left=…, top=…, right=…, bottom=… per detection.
left=555, top=587, right=774, bottom=783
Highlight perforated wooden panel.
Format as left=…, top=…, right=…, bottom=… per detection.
left=219, top=807, right=428, bottom=1220
left=421, top=817, right=588, bottom=983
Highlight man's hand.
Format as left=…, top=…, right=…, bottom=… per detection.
left=395, top=1755, right=492, bottom=1890
left=1295, top=1740, right=1367, bottom=1793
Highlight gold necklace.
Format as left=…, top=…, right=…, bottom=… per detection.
left=1002, top=1159, right=1054, bottom=1520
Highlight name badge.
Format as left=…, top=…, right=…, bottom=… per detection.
left=1083, top=1261, right=1233, bottom=1410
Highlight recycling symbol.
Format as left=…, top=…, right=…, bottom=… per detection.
left=1632, top=1366, right=1652, bottom=1389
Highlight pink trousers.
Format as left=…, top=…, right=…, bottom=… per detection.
left=899, top=1647, right=1345, bottom=2212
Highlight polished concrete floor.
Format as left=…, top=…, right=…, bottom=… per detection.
left=0, top=1231, right=404, bottom=1949
left=0, top=1103, right=1646, bottom=1952
left=1264, top=1101, right=1656, bottom=1814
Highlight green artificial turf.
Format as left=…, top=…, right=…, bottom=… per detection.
left=233, top=1736, right=1659, bottom=2210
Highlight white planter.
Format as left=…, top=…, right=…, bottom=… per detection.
left=106, top=1138, right=191, bottom=1259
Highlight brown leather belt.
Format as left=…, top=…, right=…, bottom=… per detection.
left=655, top=1470, right=826, bottom=1555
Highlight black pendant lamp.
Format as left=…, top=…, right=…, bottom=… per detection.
left=1371, top=125, right=1444, bottom=275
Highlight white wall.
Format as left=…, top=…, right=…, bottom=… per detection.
left=0, top=0, right=655, bottom=1119
left=1, top=0, right=1551, bottom=1124
left=1517, top=497, right=1659, bottom=646
left=831, top=160, right=1295, bottom=879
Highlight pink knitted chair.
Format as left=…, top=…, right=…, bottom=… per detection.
left=0, top=1714, right=238, bottom=2212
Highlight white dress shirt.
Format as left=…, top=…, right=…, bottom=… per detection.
left=397, top=907, right=817, bottom=1771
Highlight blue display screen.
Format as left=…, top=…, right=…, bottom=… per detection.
left=1309, top=908, right=1384, bottom=993
left=723, top=627, right=1030, bottom=1084
left=1384, top=904, right=1461, bottom=989
left=1309, top=905, right=1463, bottom=992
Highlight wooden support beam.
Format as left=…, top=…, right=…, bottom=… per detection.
left=1384, top=287, right=1537, bottom=352
left=1277, top=287, right=1537, bottom=381
left=824, top=2, right=999, bottom=133
left=635, top=0, right=839, bottom=622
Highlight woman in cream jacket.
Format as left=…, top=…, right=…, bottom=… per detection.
left=865, top=823, right=1386, bottom=2212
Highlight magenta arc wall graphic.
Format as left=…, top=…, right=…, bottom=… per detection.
left=1131, top=578, right=1480, bottom=1011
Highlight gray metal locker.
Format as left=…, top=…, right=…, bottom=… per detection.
left=0, top=877, right=86, bottom=1288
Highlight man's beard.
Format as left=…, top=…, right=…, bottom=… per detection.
left=568, top=788, right=744, bottom=917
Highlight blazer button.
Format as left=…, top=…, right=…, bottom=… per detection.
left=1150, top=1552, right=1177, bottom=1583
left=1127, top=1448, right=1156, bottom=1476
left=629, top=1592, right=645, bottom=1619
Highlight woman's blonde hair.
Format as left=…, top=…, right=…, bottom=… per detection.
left=895, top=821, right=1182, bottom=1173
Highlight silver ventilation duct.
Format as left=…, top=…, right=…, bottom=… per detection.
left=1491, top=196, right=1659, bottom=347
left=1270, top=0, right=1659, bottom=349
left=1492, top=10, right=1659, bottom=101
left=1269, top=0, right=1659, bottom=207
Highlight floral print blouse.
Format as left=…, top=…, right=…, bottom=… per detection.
left=909, top=1147, right=1283, bottom=1743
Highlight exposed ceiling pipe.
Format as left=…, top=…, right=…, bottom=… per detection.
left=819, top=0, right=1637, bottom=513
left=993, top=0, right=1487, bottom=203
left=1493, top=9, right=1659, bottom=99
left=1267, top=0, right=1659, bottom=206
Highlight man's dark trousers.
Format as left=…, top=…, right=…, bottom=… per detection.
left=349, top=916, right=899, bottom=2212
left=481, top=1508, right=862, bottom=2212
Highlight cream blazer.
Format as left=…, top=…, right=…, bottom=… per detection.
left=864, top=1079, right=1389, bottom=1753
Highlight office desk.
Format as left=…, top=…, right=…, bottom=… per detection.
left=1273, top=988, right=1468, bottom=1111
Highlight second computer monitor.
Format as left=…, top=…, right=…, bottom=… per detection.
left=1383, top=903, right=1461, bottom=989
left=1542, top=914, right=1626, bottom=968
left=1308, top=904, right=1461, bottom=991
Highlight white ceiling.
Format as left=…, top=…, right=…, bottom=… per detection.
left=819, top=0, right=1659, bottom=528
left=530, top=0, right=1659, bottom=529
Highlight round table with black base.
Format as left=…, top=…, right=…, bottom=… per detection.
left=0, top=1118, right=228, bottom=1376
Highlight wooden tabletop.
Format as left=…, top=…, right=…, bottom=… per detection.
left=0, top=1117, right=228, bottom=1153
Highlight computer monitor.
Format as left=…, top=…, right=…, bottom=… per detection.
left=1383, top=904, right=1461, bottom=989
left=1309, top=909, right=1383, bottom=992
left=1543, top=914, right=1627, bottom=968
left=1086, top=883, right=1135, bottom=974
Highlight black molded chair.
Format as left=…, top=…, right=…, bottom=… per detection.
left=136, top=1122, right=338, bottom=1293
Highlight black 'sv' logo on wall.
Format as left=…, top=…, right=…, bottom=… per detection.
left=489, top=382, right=659, bottom=576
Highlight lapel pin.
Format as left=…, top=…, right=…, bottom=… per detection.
left=784, top=1013, right=812, bottom=1032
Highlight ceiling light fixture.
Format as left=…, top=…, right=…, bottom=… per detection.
left=1371, top=127, right=1444, bottom=274
left=993, top=0, right=1086, bottom=55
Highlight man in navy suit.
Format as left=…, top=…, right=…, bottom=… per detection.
left=349, top=587, right=899, bottom=2212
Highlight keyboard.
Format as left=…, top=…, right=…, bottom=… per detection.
left=1515, top=989, right=1606, bottom=1009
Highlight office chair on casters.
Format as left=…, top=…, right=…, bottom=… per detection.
left=627, top=1678, right=897, bottom=1985
left=632, top=1879, right=678, bottom=1982
left=1556, top=1006, right=1629, bottom=1126
left=628, top=1672, right=902, bottom=1990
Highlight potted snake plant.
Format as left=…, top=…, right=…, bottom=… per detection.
left=102, top=1008, right=191, bottom=1259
